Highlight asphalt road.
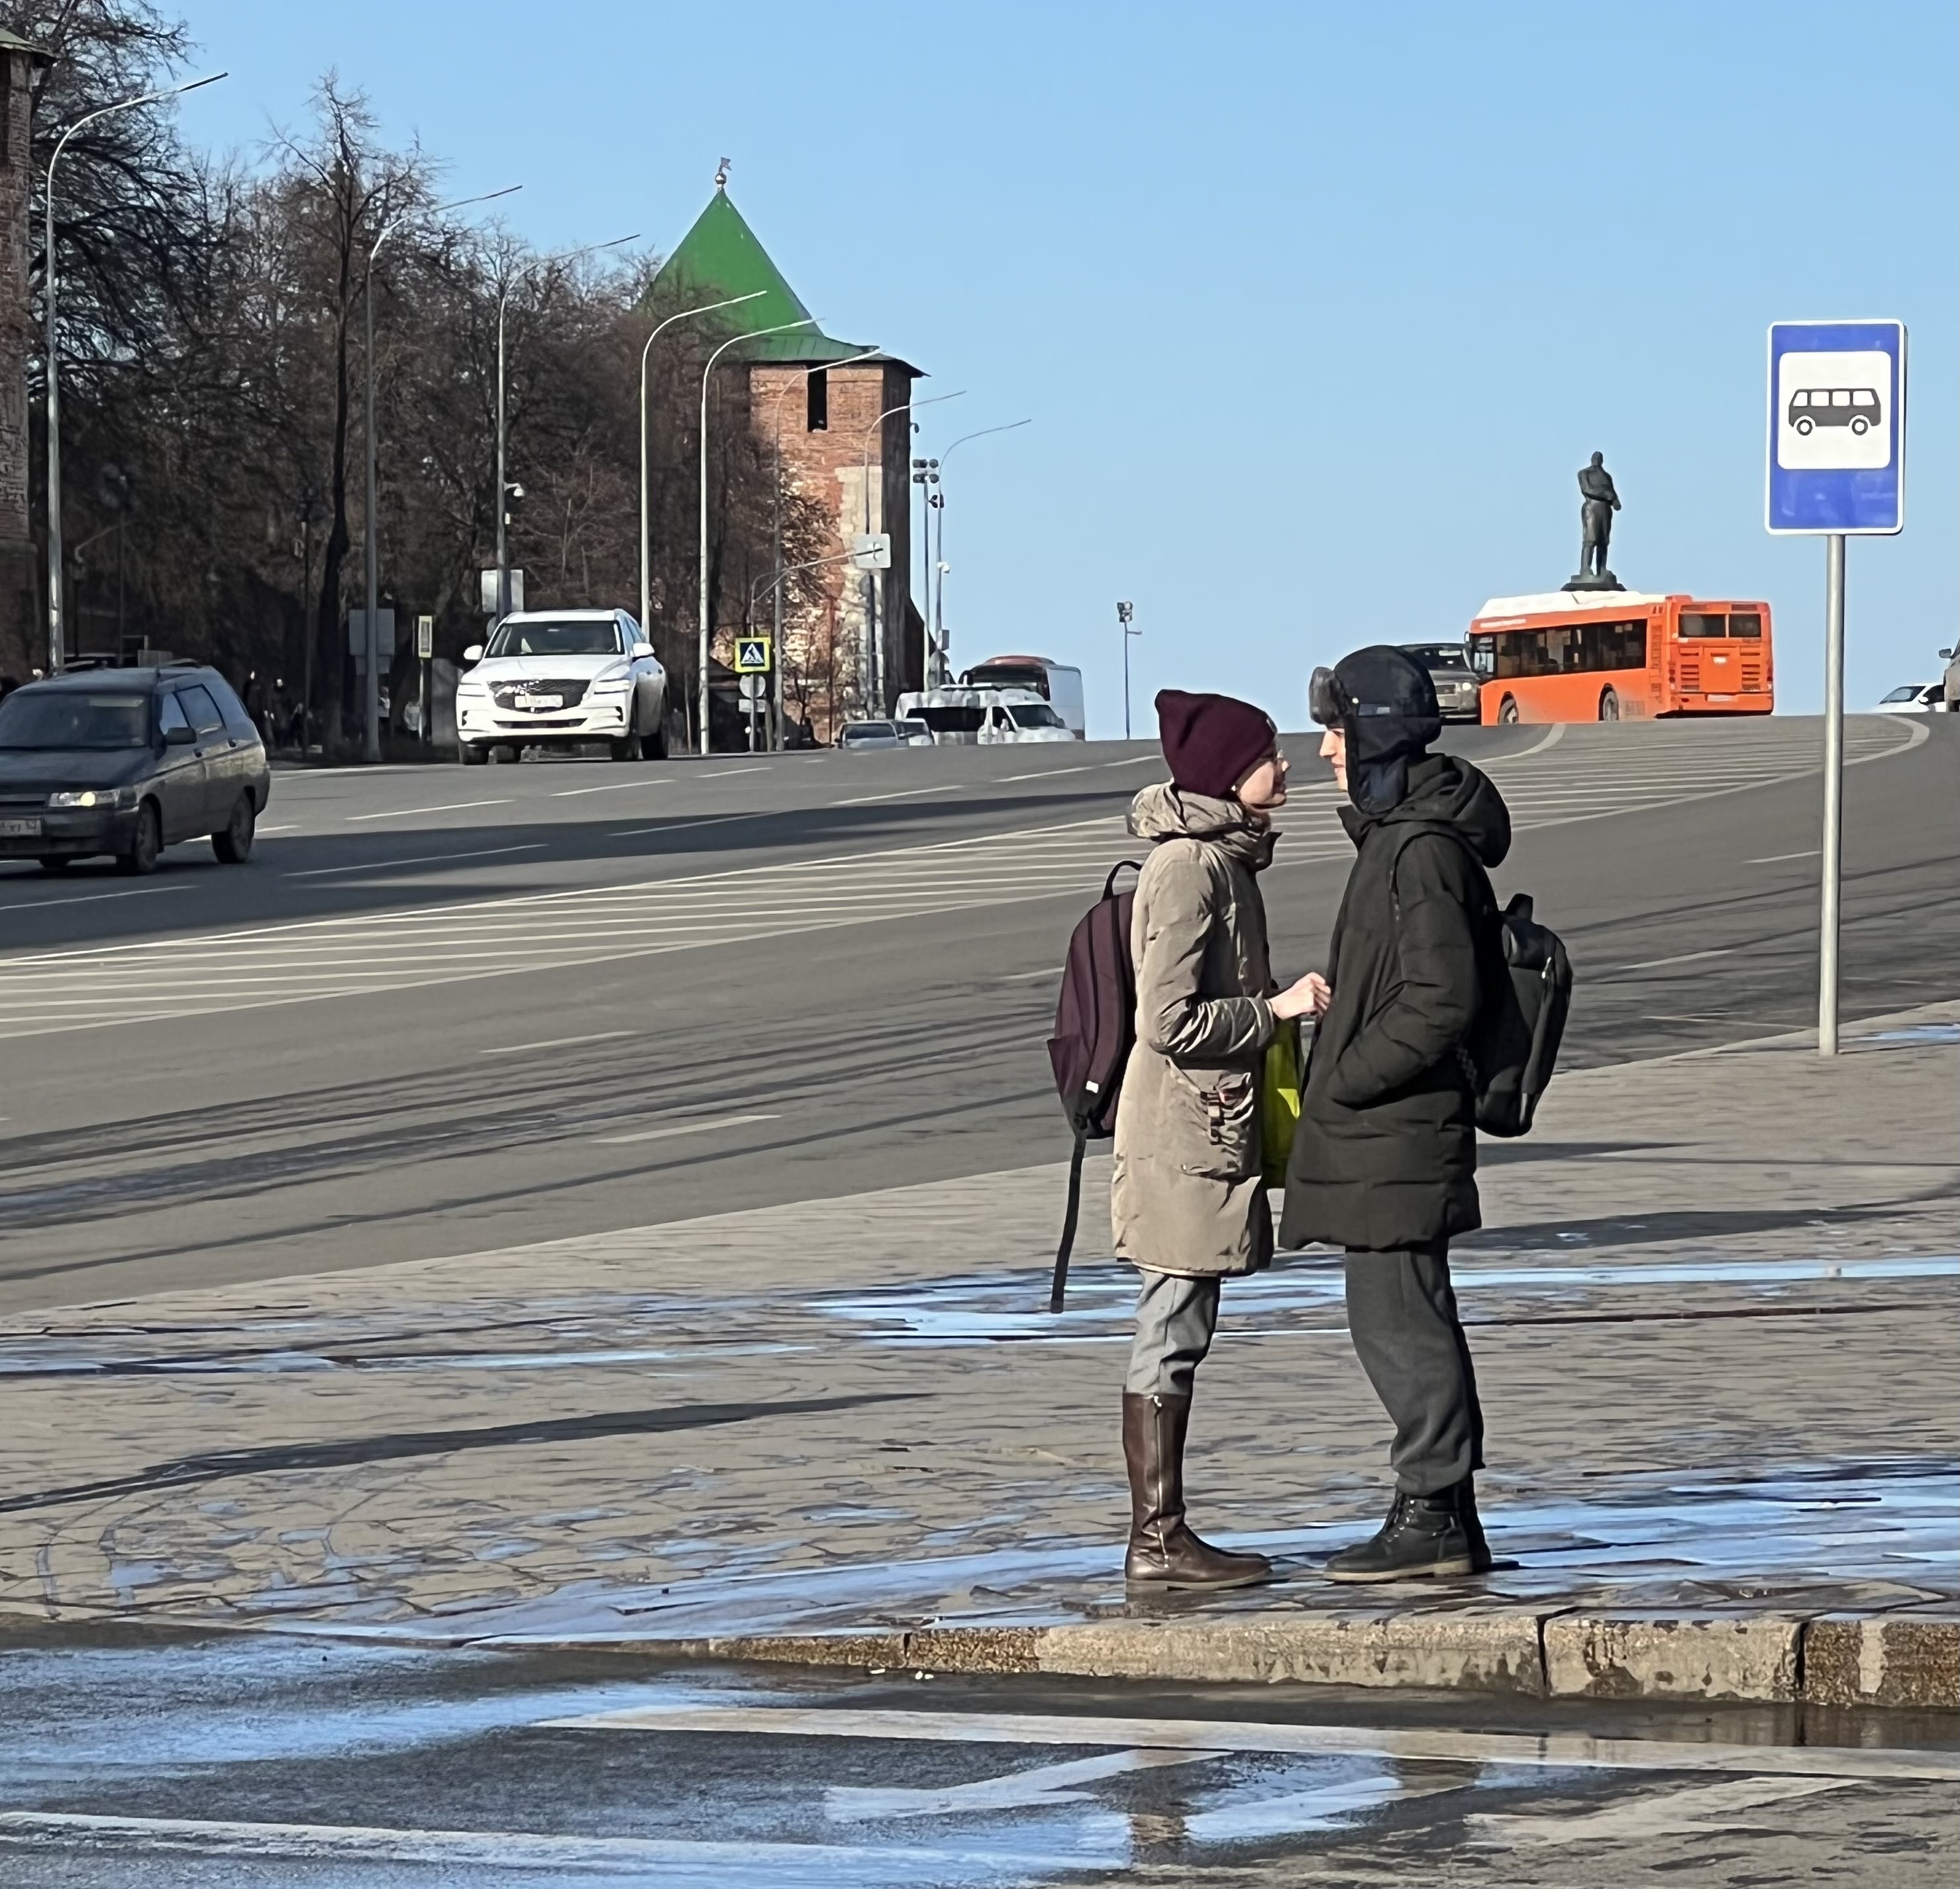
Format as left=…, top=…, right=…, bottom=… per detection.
left=0, top=1625, right=1952, bottom=1889
left=0, top=715, right=1950, bottom=1315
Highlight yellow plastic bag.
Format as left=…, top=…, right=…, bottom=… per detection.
left=1261, top=1019, right=1302, bottom=1188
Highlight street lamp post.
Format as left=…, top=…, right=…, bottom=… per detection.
left=364, top=184, right=519, bottom=762
left=43, top=71, right=225, bottom=672
left=927, top=419, right=1031, bottom=689
left=639, top=290, right=766, bottom=642
left=495, top=232, right=637, bottom=627
left=766, top=350, right=880, bottom=750
left=698, top=318, right=818, bottom=754
left=857, top=389, right=963, bottom=713
left=1118, top=599, right=1139, bottom=739
left=911, top=456, right=938, bottom=686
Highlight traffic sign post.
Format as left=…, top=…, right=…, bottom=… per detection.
left=415, top=614, right=434, bottom=748
left=1766, top=320, right=1906, bottom=1058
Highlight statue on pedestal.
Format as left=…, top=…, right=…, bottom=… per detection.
left=1567, top=452, right=1623, bottom=591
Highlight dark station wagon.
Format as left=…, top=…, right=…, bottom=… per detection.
left=0, top=664, right=271, bottom=874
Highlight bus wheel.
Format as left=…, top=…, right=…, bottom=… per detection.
left=1598, top=688, right=1620, bottom=721
left=1498, top=695, right=1520, bottom=725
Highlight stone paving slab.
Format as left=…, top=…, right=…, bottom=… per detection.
left=0, top=1004, right=1953, bottom=1704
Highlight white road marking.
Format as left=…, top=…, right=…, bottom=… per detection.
left=1187, top=1771, right=1462, bottom=1841
left=1618, top=947, right=1737, bottom=972
left=1467, top=1774, right=1859, bottom=1847
left=256, top=823, right=301, bottom=834
left=550, top=778, right=675, bottom=797
left=611, top=812, right=765, bottom=837
left=1001, top=765, right=1092, bottom=781
left=1101, top=754, right=1160, bottom=768
left=998, top=968, right=1058, bottom=981
left=286, top=844, right=545, bottom=879
left=828, top=1746, right=1220, bottom=1820
left=697, top=766, right=771, bottom=778
left=593, top=1111, right=780, bottom=1147
left=0, top=884, right=189, bottom=909
left=1749, top=848, right=1822, bottom=864
left=544, top=1704, right=1960, bottom=1782
left=347, top=799, right=512, bottom=821
left=833, top=782, right=966, bottom=805
left=1492, top=723, right=1569, bottom=760
left=479, top=1029, right=637, bottom=1056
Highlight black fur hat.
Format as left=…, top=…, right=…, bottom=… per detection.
left=1313, top=646, right=1441, bottom=813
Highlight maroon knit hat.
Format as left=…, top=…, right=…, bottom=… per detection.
left=1155, top=689, right=1278, bottom=800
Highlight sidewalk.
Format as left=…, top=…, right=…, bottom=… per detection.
left=2, top=1005, right=1955, bottom=1707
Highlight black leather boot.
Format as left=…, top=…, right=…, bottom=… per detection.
left=1323, top=1483, right=1478, bottom=1583
left=1122, top=1392, right=1272, bottom=1590
left=1457, top=1478, right=1494, bottom=1574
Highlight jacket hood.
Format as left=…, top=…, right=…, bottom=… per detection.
left=1128, top=782, right=1276, bottom=868
left=1339, top=751, right=1510, bottom=867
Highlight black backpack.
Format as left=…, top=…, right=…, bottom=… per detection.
left=1391, top=828, right=1572, bottom=1139
left=1044, top=861, right=1141, bottom=1311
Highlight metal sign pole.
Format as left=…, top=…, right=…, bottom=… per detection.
left=1817, top=533, right=1846, bottom=1056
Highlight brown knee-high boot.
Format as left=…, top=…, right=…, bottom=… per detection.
left=1121, top=1391, right=1272, bottom=1590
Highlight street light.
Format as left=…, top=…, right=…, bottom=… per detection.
left=44, top=70, right=225, bottom=671
left=1118, top=599, right=1139, bottom=739
left=927, top=419, right=1031, bottom=687
left=364, top=183, right=519, bottom=762
left=639, top=290, right=766, bottom=642
left=857, top=388, right=963, bottom=711
left=766, top=349, right=880, bottom=747
left=698, top=317, right=819, bottom=753
left=495, top=232, right=638, bottom=625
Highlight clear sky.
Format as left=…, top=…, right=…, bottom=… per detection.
left=173, top=0, right=1955, bottom=731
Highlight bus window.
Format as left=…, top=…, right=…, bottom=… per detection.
left=1468, top=636, right=1495, bottom=680
left=1729, top=612, right=1763, bottom=638
left=1680, top=612, right=1727, bottom=638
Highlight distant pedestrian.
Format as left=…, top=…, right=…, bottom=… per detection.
left=1281, top=646, right=1512, bottom=1581
left=1113, top=689, right=1329, bottom=1590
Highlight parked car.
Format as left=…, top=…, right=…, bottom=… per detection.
left=837, top=719, right=905, bottom=750
left=0, top=663, right=270, bottom=874
left=892, top=718, right=934, bottom=747
left=1875, top=682, right=1943, bottom=714
left=455, top=609, right=667, bottom=764
left=1400, top=642, right=1482, bottom=723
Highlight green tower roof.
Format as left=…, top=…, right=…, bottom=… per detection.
left=648, top=185, right=899, bottom=367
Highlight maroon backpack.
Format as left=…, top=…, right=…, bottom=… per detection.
left=1044, top=860, right=1141, bottom=1310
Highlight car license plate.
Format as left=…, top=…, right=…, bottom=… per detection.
left=0, top=817, right=42, bottom=837
left=514, top=692, right=562, bottom=710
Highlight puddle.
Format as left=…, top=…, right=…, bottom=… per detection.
left=1861, top=1023, right=1960, bottom=1047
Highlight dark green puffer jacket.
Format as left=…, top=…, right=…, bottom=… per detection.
left=1279, top=751, right=1511, bottom=1252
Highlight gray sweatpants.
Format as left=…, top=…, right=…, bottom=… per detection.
left=1344, top=1243, right=1485, bottom=1495
left=1125, top=1270, right=1221, bottom=1398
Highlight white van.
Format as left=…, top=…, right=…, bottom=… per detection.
left=895, top=687, right=1075, bottom=746
left=958, top=656, right=1085, bottom=738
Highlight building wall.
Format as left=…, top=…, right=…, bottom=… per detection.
left=748, top=358, right=917, bottom=734
left=0, top=50, right=38, bottom=683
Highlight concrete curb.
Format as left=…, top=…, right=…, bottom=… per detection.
left=507, top=1606, right=1960, bottom=1710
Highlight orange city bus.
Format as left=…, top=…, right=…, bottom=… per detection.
left=1466, top=591, right=1775, bottom=724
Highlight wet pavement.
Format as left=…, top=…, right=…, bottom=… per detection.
left=1, top=1625, right=1953, bottom=1888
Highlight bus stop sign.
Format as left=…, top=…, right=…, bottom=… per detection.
left=1766, top=321, right=1906, bottom=536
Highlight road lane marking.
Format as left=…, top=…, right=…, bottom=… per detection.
left=1467, top=1774, right=1859, bottom=1847
left=697, top=766, right=771, bottom=778
left=256, top=823, right=301, bottom=833
left=827, top=1747, right=1222, bottom=1821
left=1618, top=948, right=1737, bottom=972
left=593, top=1111, right=780, bottom=1146
left=480, top=1029, right=638, bottom=1056
left=1749, top=848, right=1822, bottom=864
left=1101, top=754, right=1159, bottom=768
left=1488, top=723, right=1569, bottom=760
left=544, top=1704, right=1959, bottom=1781
left=1001, top=766, right=1092, bottom=781
left=285, top=844, right=546, bottom=879
left=611, top=812, right=768, bottom=837
left=0, top=885, right=189, bottom=908
left=998, top=968, right=1058, bottom=981
left=347, top=799, right=513, bottom=821
left=834, top=783, right=966, bottom=805
left=551, top=778, right=676, bottom=796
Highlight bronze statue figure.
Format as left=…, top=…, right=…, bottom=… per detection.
left=1576, top=452, right=1620, bottom=582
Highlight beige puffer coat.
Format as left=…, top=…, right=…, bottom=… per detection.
left=1110, top=784, right=1278, bottom=1278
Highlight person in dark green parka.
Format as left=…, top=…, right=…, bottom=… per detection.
left=1280, top=645, right=1512, bottom=1583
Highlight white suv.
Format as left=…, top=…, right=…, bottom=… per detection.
left=458, top=610, right=668, bottom=764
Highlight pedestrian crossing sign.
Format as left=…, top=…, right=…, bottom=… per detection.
left=734, top=637, right=772, bottom=674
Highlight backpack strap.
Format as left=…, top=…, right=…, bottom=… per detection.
left=1049, top=1125, right=1087, bottom=1313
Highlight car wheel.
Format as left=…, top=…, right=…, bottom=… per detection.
left=1598, top=688, right=1620, bottom=722
left=495, top=744, right=523, bottom=764
left=37, top=856, right=73, bottom=872
left=1795, top=415, right=1814, bottom=436
left=611, top=733, right=643, bottom=762
left=213, top=792, right=256, bottom=864
left=115, top=801, right=162, bottom=876
left=646, top=717, right=669, bottom=760
left=1498, top=695, right=1520, bottom=725
left=462, top=743, right=488, bottom=766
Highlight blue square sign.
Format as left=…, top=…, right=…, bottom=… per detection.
left=1766, top=321, right=1906, bottom=535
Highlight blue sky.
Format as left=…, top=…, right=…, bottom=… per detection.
left=176, top=0, right=1955, bottom=731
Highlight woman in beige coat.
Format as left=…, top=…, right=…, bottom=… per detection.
left=1113, top=689, right=1328, bottom=1589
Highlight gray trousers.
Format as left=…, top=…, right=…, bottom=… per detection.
left=1344, top=1243, right=1485, bottom=1495
left=1125, top=1270, right=1221, bottom=1398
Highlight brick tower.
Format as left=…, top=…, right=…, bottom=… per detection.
left=0, top=31, right=44, bottom=684
left=648, top=179, right=923, bottom=738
